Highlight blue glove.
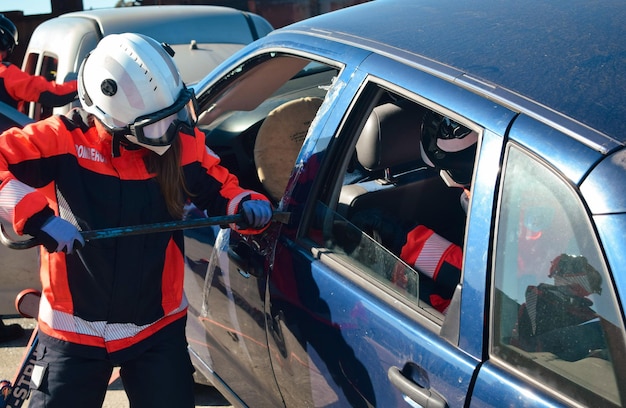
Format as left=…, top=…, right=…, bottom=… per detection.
left=239, top=200, right=272, bottom=228
left=40, top=216, right=85, bottom=254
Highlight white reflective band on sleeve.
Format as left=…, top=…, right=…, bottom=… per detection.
left=228, top=191, right=251, bottom=216
left=413, top=231, right=453, bottom=279
left=0, top=179, right=36, bottom=224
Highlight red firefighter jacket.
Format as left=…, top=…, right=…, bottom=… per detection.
left=0, top=62, right=77, bottom=110
left=398, top=225, right=462, bottom=314
left=0, top=109, right=268, bottom=359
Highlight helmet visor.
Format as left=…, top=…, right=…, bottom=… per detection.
left=129, top=87, right=198, bottom=146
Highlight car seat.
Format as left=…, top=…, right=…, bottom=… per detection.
left=254, top=97, right=324, bottom=202
left=339, top=102, right=466, bottom=245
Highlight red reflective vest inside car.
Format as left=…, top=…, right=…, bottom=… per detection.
left=0, top=109, right=267, bottom=359
left=0, top=61, right=77, bottom=110
left=399, top=225, right=462, bottom=314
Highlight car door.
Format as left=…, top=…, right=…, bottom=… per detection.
left=472, top=116, right=626, bottom=407
left=265, top=53, right=517, bottom=407
left=192, top=41, right=372, bottom=406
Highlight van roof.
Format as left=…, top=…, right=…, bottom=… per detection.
left=60, top=5, right=268, bottom=45
left=25, top=5, right=272, bottom=85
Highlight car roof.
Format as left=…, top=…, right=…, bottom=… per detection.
left=60, top=5, right=269, bottom=45
left=282, top=0, right=626, bottom=143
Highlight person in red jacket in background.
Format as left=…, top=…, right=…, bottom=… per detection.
left=0, top=14, right=77, bottom=111
left=0, top=14, right=78, bottom=344
left=394, top=112, right=477, bottom=314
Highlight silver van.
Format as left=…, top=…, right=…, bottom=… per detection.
left=21, top=5, right=272, bottom=120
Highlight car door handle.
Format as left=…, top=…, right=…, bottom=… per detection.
left=388, top=365, right=447, bottom=408
left=227, top=241, right=263, bottom=278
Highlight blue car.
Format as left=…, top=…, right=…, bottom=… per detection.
left=183, top=0, right=626, bottom=407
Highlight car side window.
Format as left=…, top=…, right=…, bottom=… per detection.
left=195, top=54, right=339, bottom=203
left=492, top=145, right=626, bottom=407
left=307, top=86, right=476, bottom=320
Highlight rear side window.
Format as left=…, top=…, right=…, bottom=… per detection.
left=21, top=53, right=58, bottom=81
left=492, top=145, right=626, bottom=407
left=22, top=53, right=39, bottom=76
left=39, top=55, right=59, bottom=82
left=20, top=53, right=60, bottom=120
left=307, top=84, right=475, bottom=322
left=20, top=53, right=39, bottom=115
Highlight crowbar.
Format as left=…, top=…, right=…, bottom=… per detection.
left=0, top=211, right=290, bottom=250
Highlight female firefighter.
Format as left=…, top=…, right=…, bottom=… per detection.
left=0, top=33, right=272, bottom=407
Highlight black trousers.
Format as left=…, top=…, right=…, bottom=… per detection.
left=28, top=320, right=195, bottom=408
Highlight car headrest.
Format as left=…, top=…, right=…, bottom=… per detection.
left=356, top=103, right=424, bottom=172
left=254, top=97, right=324, bottom=202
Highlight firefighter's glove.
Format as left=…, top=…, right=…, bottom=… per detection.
left=239, top=200, right=272, bottom=229
left=40, top=216, right=85, bottom=254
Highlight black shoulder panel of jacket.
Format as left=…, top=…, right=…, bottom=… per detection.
left=61, top=108, right=93, bottom=133
left=38, top=90, right=78, bottom=108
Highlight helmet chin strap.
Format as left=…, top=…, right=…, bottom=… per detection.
left=111, top=132, right=143, bottom=157
left=124, top=134, right=171, bottom=156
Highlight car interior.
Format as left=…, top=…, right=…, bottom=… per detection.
left=337, top=100, right=467, bottom=248
left=254, top=96, right=324, bottom=202
left=321, top=92, right=470, bottom=323
left=195, top=54, right=336, bottom=204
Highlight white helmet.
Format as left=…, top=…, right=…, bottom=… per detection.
left=420, top=111, right=478, bottom=187
left=78, top=33, right=197, bottom=154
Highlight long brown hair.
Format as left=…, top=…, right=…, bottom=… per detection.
left=144, top=136, right=190, bottom=219
left=95, top=116, right=190, bottom=219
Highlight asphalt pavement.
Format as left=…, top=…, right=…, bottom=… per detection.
left=0, top=316, right=233, bottom=408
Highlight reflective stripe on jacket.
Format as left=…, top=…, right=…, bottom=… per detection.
left=0, top=108, right=267, bottom=357
left=0, top=62, right=77, bottom=109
